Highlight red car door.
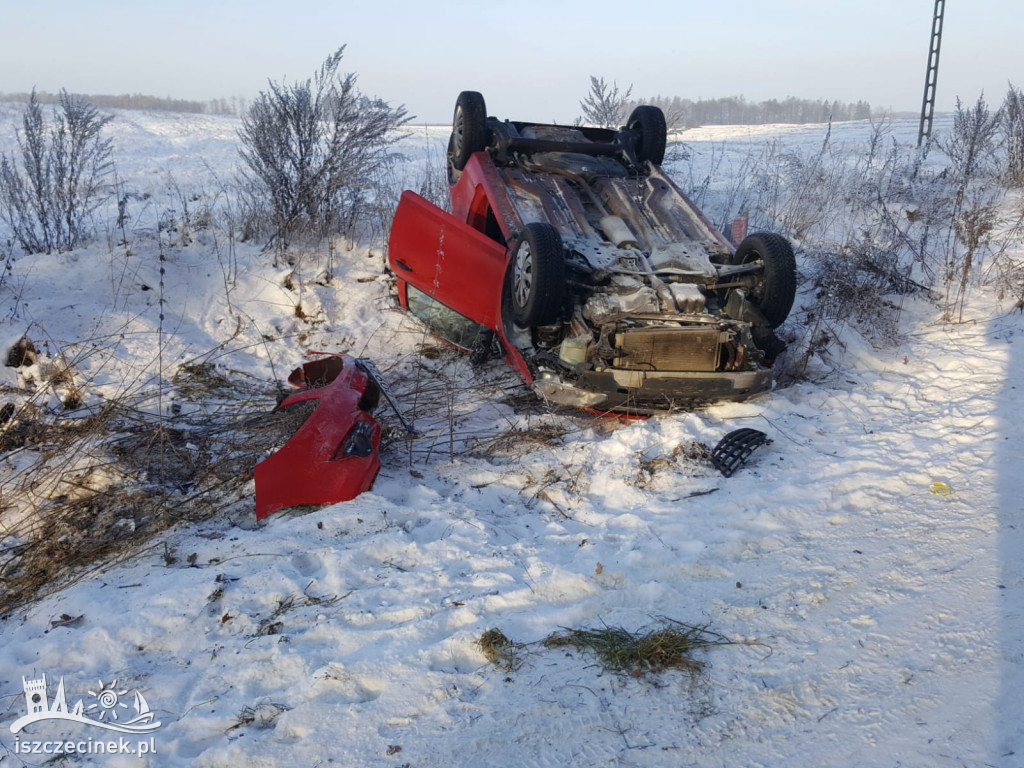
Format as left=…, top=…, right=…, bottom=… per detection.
left=389, top=191, right=509, bottom=330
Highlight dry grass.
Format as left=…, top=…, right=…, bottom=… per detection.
left=171, top=361, right=236, bottom=399
left=477, top=627, right=524, bottom=671
left=0, top=373, right=311, bottom=615
left=464, top=421, right=571, bottom=458
left=673, top=441, right=713, bottom=461
left=544, top=620, right=734, bottom=676
left=228, top=702, right=289, bottom=732
left=480, top=619, right=743, bottom=679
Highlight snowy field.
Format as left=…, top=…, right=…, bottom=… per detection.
left=0, top=106, right=1022, bottom=768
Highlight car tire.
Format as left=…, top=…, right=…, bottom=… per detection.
left=732, top=232, right=797, bottom=328
left=627, top=105, right=667, bottom=166
left=449, top=91, right=489, bottom=171
left=509, top=222, right=565, bottom=327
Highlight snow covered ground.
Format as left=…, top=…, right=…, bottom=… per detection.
left=0, top=107, right=1022, bottom=767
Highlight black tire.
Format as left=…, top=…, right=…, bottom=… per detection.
left=509, top=222, right=565, bottom=327
left=732, top=232, right=797, bottom=328
left=627, top=105, right=667, bottom=166
left=449, top=91, right=489, bottom=171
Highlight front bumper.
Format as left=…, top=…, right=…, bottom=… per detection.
left=533, top=365, right=773, bottom=414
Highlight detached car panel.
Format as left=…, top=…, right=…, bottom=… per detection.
left=254, top=355, right=381, bottom=520
left=389, top=92, right=796, bottom=414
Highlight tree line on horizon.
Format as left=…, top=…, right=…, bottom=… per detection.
left=2, top=90, right=874, bottom=127
left=0, top=91, right=244, bottom=116
left=630, top=94, right=873, bottom=128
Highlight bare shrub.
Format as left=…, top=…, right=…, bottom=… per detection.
left=698, top=129, right=853, bottom=241
left=943, top=95, right=1002, bottom=183
left=776, top=123, right=844, bottom=239
left=679, top=140, right=731, bottom=218
left=579, top=76, right=633, bottom=129
left=940, top=95, right=1004, bottom=320
left=1001, top=83, right=1024, bottom=187
left=363, top=129, right=450, bottom=247
left=0, top=90, right=113, bottom=253
left=414, top=131, right=451, bottom=212
left=237, top=46, right=410, bottom=254
left=984, top=204, right=1024, bottom=309
left=803, top=243, right=914, bottom=344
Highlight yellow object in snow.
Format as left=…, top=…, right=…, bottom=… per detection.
left=930, top=481, right=953, bottom=496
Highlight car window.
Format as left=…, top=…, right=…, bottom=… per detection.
left=406, top=285, right=490, bottom=350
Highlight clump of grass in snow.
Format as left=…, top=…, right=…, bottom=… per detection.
left=172, top=361, right=235, bottom=399
left=480, top=619, right=745, bottom=678
left=543, top=619, right=735, bottom=676
left=478, top=628, right=524, bottom=671
left=228, top=702, right=289, bottom=731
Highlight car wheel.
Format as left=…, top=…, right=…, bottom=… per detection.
left=449, top=91, right=489, bottom=171
left=732, top=232, right=797, bottom=328
left=627, top=105, right=667, bottom=166
left=509, top=222, right=565, bottom=327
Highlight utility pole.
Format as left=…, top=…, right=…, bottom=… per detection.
left=918, top=0, right=946, bottom=146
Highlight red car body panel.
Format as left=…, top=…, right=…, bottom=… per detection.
left=449, top=152, right=520, bottom=241
left=390, top=189, right=534, bottom=382
left=390, top=189, right=507, bottom=330
left=254, top=355, right=381, bottom=520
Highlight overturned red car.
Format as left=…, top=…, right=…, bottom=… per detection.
left=389, top=92, right=796, bottom=415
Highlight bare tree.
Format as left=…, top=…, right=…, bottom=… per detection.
left=237, top=46, right=410, bottom=250
left=0, top=90, right=113, bottom=253
left=579, top=76, right=633, bottom=129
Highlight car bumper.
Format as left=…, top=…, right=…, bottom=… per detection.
left=533, top=366, right=773, bottom=414
left=254, top=356, right=381, bottom=520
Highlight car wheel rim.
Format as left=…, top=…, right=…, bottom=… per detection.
left=453, top=106, right=465, bottom=155
left=513, top=242, right=533, bottom=308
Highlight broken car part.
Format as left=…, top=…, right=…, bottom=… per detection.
left=254, top=355, right=382, bottom=520
left=710, top=428, right=772, bottom=477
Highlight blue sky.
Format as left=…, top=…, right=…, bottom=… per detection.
left=2, top=0, right=1019, bottom=122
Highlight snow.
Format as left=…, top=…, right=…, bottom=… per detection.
left=0, top=107, right=1022, bottom=768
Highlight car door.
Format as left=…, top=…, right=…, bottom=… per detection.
left=389, top=190, right=509, bottom=331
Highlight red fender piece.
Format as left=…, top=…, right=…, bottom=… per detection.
left=255, top=355, right=382, bottom=520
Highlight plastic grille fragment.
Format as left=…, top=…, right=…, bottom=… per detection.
left=711, top=428, right=772, bottom=477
